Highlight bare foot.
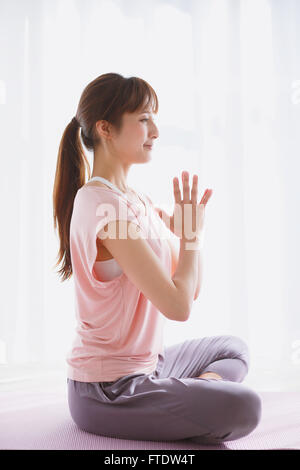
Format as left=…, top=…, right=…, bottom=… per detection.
left=197, top=372, right=223, bottom=380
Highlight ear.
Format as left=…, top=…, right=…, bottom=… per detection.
left=95, top=119, right=113, bottom=140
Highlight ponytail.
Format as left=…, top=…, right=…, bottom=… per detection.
left=52, top=116, right=91, bottom=281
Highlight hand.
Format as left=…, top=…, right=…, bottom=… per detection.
left=155, top=171, right=213, bottom=241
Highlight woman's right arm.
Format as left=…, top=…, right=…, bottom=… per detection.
left=98, top=172, right=212, bottom=322
left=98, top=222, right=191, bottom=322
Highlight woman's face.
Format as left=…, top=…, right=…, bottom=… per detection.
left=112, top=107, right=159, bottom=163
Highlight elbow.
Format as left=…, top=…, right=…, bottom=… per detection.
left=167, top=300, right=190, bottom=322
left=193, top=290, right=200, bottom=301
left=178, top=301, right=191, bottom=322
left=193, top=284, right=202, bottom=301
left=181, top=312, right=190, bottom=322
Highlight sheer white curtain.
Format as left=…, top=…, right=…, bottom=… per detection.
left=1, top=0, right=299, bottom=391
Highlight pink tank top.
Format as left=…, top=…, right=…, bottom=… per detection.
left=66, top=177, right=171, bottom=382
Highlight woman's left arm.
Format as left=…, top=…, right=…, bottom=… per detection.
left=193, top=249, right=203, bottom=300
left=166, top=236, right=179, bottom=278
left=147, top=185, right=210, bottom=303
left=148, top=194, right=202, bottom=302
left=166, top=235, right=202, bottom=301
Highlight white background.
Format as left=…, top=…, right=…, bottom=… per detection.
left=1, top=0, right=300, bottom=392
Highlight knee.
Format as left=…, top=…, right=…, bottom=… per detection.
left=191, top=384, right=262, bottom=445
left=227, top=385, right=262, bottom=439
left=221, top=335, right=250, bottom=372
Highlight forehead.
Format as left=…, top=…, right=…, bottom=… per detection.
left=136, top=106, right=153, bottom=115
left=124, top=108, right=153, bottom=118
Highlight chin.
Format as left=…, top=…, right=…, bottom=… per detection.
left=136, top=156, right=151, bottom=164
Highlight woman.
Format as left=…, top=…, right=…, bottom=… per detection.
left=53, top=72, right=262, bottom=444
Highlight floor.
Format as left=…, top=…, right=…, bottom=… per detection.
left=0, top=371, right=300, bottom=450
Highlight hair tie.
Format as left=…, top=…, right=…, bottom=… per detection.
left=71, top=116, right=79, bottom=127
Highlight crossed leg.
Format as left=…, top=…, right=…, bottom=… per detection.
left=196, top=357, right=249, bottom=382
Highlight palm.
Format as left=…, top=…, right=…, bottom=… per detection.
left=154, top=207, right=175, bottom=235
left=154, top=172, right=213, bottom=239
left=155, top=203, right=202, bottom=238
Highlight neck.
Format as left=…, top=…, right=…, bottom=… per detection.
left=90, top=172, right=130, bottom=193
left=91, top=159, right=130, bottom=193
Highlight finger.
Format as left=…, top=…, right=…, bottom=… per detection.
left=200, top=189, right=213, bottom=205
left=191, top=174, right=198, bottom=205
left=182, top=170, right=190, bottom=203
left=200, top=189, right=208, bottom=204
left=173, top=176, right=181, bottom=204
left=155, top=206, right=165, bottom=217
left=160, top=208, right=171, bottom=222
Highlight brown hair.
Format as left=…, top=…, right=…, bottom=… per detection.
left=52, top=73, right=159, bottom=282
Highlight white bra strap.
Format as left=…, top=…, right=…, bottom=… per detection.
left=88, top=176, right=125, bottom=196
left=88, top=177, right=147, bottom=214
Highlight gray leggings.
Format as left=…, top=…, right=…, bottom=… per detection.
left=67, top=335, right=262, bottom=445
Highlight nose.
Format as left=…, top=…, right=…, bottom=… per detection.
left=150, top=121, right=159, bottom=140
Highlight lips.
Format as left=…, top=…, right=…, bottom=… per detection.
left=144, top=145, right=153, bottom=149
